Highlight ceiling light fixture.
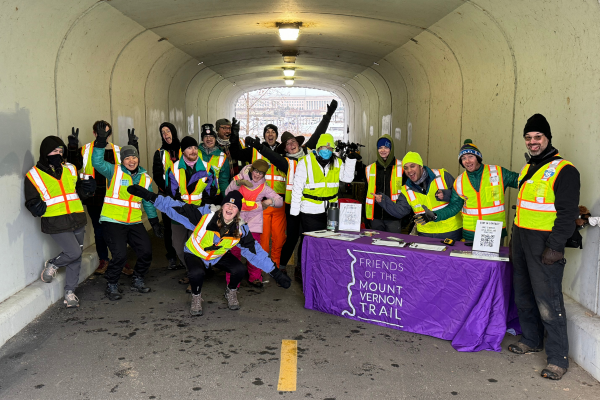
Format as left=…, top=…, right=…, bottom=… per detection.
left=283, top=68, right=295, bottom=77
left=281, top=50, right=298, bottom=64
left=277, top=22, right=302, bottom=41
left=284, top=78, right=295, bottom=86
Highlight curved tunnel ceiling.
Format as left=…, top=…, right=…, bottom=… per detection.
left=108, top=0, right=465, bottom=90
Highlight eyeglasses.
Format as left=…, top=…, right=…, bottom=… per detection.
left=252, top=169, right=266, bottom=176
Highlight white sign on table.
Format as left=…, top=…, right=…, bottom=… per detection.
left=472, top=220, right=503, bottom=253
left=339, top=203, right=362, bottom=232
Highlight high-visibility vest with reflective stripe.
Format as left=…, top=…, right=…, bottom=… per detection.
left=101, top=166, right=152, bottom=223
left=285, top=158, right=298, bottom=205
left=301, top=152, right=341, bottom=204
left=252, top=148, right=286, bottom=195
left=239, top=183, right=265, bottom=211
left=81, top=142, right=121, bottom=179
left=200, top=152, right=226, bottom=194
left=159, top=147, right=181, bottom=177
left=514, top=159, right=573, bottom=231
left=26, top=163, right=84, bottom=217
left=400, top=168, right=463, bottom=234
left=186, top=212, right=241, bottom=260
left=365, top=159, right=403, bottom=220
left=173, top=160, right=209, bottom=205
left=454, top=165, right=506, bottom=232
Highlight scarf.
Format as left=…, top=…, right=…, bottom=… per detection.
left=286, top=148, right=305, bottom=159
left=217, top=137, right=230, bottom=147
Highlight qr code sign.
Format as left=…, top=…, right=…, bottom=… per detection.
left=479, top=234, right=495, bottom=248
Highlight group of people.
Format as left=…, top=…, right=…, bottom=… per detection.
left=25, top=106, right=582, bottom=380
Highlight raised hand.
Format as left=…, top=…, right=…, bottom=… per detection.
left=68, top=127, right=79, bottom=148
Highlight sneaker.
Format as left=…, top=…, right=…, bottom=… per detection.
left=64, top=290, right=79, bottom=308
left=130, top=277, right=151, bottom=293
left=507, top=342, right=543, bottom=354
left=106, top=283, right=123, bottom=301
left=224, top=287, right=240, bottom=310
left=121, top=263, right=134, bottom=276
left=190, top=293, right=203, bottom=316
left=94, top=259, right=108, bottom=275
left=41, top=260, right=58, bottom=283
left=167, top=258, right=182, bottom=270
left=541, top=364, right=567, bottom=380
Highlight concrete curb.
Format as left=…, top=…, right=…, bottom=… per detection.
left=565, top=295, right=600, bottom=381
left=0, top=248, right=98, bottom=348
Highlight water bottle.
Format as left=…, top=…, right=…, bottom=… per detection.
left=327, top=202, right=340, bottom=232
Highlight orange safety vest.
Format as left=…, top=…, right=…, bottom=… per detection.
left=239, top=183, right=265, bottom=211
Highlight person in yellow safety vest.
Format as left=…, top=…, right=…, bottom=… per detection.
left=373, top=151, right=463, bottom=241
left=164, top=135, right=216, bottom=292
left=214, top=118, right=243, bottom=178
left=152, top=122, right=182, bottom=271
left=506, top=114, right=580, bottom=381
left=416, top=139, right=520, bottom=242
left=65, top=120, right=139, bottom=276
left=91, top=122, right=164, bottom=302
left=125, top=186, right=292, bottom=316
left=365, top=135, right=404, bottom=233
left=25, top=136, right=96, bottom=308
left=199, top=123, right=230, bottom=204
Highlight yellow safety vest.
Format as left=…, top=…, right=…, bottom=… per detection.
left=514, top=159, right=573, bottom=231
left=172, top=159, right=210, bottom=205
left=186, top=212, right=241, bottom=260
left=285, top=158, right=298, bottom=205
left=200, top=152, right=226, bottom=194
left=301, top=152, right=341, bottom=204
left=400, top=168, right=463, bottom=234
left=159, top=148, right=182, bottom=177
left=26, top=163, right=84, bottom=217
left=365, top=159, right=403, bottom=220
left=102, top=165, right=152, bottom=223
left=81, top=142, right=121, bottom=179
left=454, top=165, right=506, bottom=232
left=252, top=148, right=286, bottom=195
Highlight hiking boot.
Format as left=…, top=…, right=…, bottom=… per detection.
left=224, top=287, right=240, bottom=310
left=190, top=293, right=203, bottom=316
left=106, top=283, right=123, bottom=301
left=121, top=263, right=134, bottom=276
left=94, top=259, right=108, bottom=275
left=541, top=364, right=567, bottom=380
left=167, top=258, right=182, bottom=270
left=64, top=290, right=79, bottom=308
left=41, top=260, right=59, bottom=283
left=130, top=277, right=151, bottom=293
left=507, top=342, right=543, bottom=354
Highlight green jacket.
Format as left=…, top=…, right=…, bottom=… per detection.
left=434, top=164, right=519, bottom=240
left=92, top=146, right=158, bottom=224
left=200, top=144, right=230, bottom=194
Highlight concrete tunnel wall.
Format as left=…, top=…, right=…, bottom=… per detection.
left=2, top=0, right=600, bottom=377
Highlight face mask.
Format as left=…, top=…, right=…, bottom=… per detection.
left=318, top=149, right=333, bottom=160
left=47, top=154, right=63, bottom=168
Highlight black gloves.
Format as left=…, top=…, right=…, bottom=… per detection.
left=127, top=184, right=158, bottom=203
left=346, top=152, right=362, bottom=161
left=542, top=247, right=564, bottom=265
left=128, top=128, right=138, bottom=147
left=326, top=99, right=338, bottom=117
left=270, top=267, right=291, bottom=289
left=414, top=205, right=437, bottom=225
left=94, top=121, right=111, bottom=148
left=231, top=117, right=240, bottom=136
left=245, top=136, right=263, bottom=151
left=25, top=197, right=47, bottom=217
left=68, top=127, right=79, bottom=148
left=77, top=178, right=97, bottom=199
left=149, top=217, right=164, bottom=238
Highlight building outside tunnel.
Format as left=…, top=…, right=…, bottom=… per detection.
left=2, top=0, right=600, bottom=394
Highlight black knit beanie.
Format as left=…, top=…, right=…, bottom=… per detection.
left=180, top=136, right=198, bottom=152
left=523, top=114, right=552, bottom=142
left=263, top=124, right=279, bottom=139
left=221, top=190, right=243, bottom=211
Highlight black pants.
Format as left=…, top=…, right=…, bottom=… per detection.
left=185, top=252, right=246, bottom=295
left=103, top=222, right=153, bottom=284
left=297, top=212, right=328, bottom=273
left=86, top=205, right=109, bottom=261
left=162, top=213, right=177, bottom=261
left=512, top=225, right=569, bottom=369
left=370, top=219, right=402, bottom=233
left=280, top=204, right=302, bottom=267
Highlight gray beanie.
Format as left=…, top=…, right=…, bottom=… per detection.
left=121, top=145, right=139, bottom=160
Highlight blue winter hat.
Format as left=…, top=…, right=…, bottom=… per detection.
left=377, top=137, right=392, bottom=149
left=458, top=139, right=482, bottom=167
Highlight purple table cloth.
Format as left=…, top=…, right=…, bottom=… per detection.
left=302, top=231, right=520, bottom=352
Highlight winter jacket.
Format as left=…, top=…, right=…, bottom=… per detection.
left=25, top=136, right=88, bottom=234
left=225, top=165, right=283, bottom=233
left=164, top=158, right=216, bottom=202
left=200, top=144, right=230, bottom=197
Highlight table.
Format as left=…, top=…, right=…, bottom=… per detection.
left=302, top=231, right=520, bottom=352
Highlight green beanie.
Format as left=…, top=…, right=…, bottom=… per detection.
left=402, top=151, right=423, bottom=167
left=316, top=133, right=335, bottom=149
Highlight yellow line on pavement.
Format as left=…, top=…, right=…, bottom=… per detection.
left=277, top=339, right=297, bottom=391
